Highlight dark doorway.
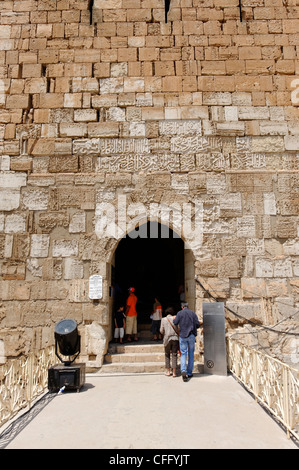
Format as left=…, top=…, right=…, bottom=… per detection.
left=114, top=221, right=184, bottom=324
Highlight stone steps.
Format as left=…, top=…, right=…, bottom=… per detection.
left=106, top=350, right=165, bottom=363
left=100, top=327, right=203, bottom=374
left=101, top=339, right=166, bottom=373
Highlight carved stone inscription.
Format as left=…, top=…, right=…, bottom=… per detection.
left=73, top=138, right=150, bottom=156
left=171, top=136, right=220, bottom=153
left=72, top=134, right=299, bottom=172
left=97, top=154, right=180, bottom=172
left=101, top=138, right=150, bottom=155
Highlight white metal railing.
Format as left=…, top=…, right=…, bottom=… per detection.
left=227, top=337, right=299, bottom=440
left=0, top=346, right=55, bottom=427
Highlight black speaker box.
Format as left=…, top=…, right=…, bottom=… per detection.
left=48, top=363, right=85, bottom=393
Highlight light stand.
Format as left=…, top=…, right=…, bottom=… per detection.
left=48, top=319, right=85, bottom=393
left=54, top=319, right=81, bottom=366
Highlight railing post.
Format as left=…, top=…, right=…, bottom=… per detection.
left=27, top=353, right=33, bottom=410
left=252, top=350, right=258, bottom=400
left=236, top=343, right=240, bottom=377
left=283, top=367, right=290, bottom=439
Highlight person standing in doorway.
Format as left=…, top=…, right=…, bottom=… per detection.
left=114, top=305, right=126, bottom=343
left=125, top=287, right=138, bottom=341
left=173, top=302, right=200, bottom=381
left=151, top=297, right=163, bottom=341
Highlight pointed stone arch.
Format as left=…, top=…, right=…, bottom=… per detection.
left=85, top=192, right=203, bottom=369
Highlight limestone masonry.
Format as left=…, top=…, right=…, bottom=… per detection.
left=0, top=0, right=299, bottom=368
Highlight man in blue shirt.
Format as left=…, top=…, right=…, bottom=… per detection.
left=173, top=302, right=200, bottom=381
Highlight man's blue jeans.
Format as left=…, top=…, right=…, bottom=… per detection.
left=179, top=334, right=195, bottom=376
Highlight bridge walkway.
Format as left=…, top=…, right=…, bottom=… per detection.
left=2, top=371, right=297, bottom=449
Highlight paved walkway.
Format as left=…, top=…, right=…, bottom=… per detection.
left=1, top=372, right=298, bottom=449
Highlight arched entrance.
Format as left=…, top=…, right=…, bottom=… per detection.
left=112, top=221, right=193, bottom=327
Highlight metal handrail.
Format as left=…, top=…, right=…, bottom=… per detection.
left=227, top=337, right=299, bottom=440
left=0, top=346, right=55, bottom=427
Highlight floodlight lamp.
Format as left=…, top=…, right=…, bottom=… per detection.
left=54, top=319, right=81, bottom=366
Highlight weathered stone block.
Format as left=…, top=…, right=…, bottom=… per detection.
left=222, top=237, right=246, bottom=256
left=4, top=214, right=26, bottom=233
left=246, top=238, right=265, bottom=255
left=206, top=173, right=227, bottom=194
left=266, top=280, right=288, bottom=298
left=48, top=155, right=78, bottom=173
left=57, top=187, right=82, bottom=208
left=255, top=258, right=274, bottom=277
left=22, top=189, right=48, bottom=210
left=274, top=258, right=293, bottom=278
left=0, top=190, right=20, bottom=210
left=1, top=281, right=30, bottom=300
left=251, top=136, right=284, bottom=153
left=283, top=239, right=299, bottom=256
left=30, top=234, right=50, bottom=258
left=284, top=136, right=299, bottom=151
left=10, top=229, right=29, bottom=257
left=279, top=198, right=299, bottom=216
left=64, top=258, right=84, bottom=280
left=72, top=78, right=99, bottom=94
left=64, top=93, right=82, bottom=108
left=59, top=123, right=87, bottom=138
left=263, top=193, right=276, bottom=215
left=0, top=39, right=15, bottom=51
left=0, top=156, right=10, bottom=171
left=69, top=211, right=86, bottom=233
left=237, top=216, right=256, bottom=238
left=106, top=107, right=126, bottom=121
left=22, top=64, right=42, bottom=78
left=99, top=78, right=124, bottom=94
left=0, top=173, right=26, bottom=189
left=94, top=0, right=122, bottom=8
left=39, top=93, right=64, bottom=109
left=30, top=138, right=55, bottom=157
left=74, top=109, right=97, bottom=122
left=54, top=139, right=72, bottom=156
left=52, top=240, right=79, bottom=257
left=42, top=258, right=63, bottom=280
left=0, top=25, right=11, bottom=38
left=68, top=279, right=89, bottom=303
left=218, top=256, right=242, bottom=278
left=203, top=278, right=230, bottom=298
left=220, top=193, right=242, bottom=216
left=86, top=321, right=108, bottom=367
left=241, top=278, right=267, bottom=298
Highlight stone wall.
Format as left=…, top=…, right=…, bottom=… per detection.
left=0, top=0, right=298, bottom=367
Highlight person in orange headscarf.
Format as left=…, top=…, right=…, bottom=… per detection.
left=151, top=297, right=163, bottom=341
left=125, top=287, right=138, bottom=342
